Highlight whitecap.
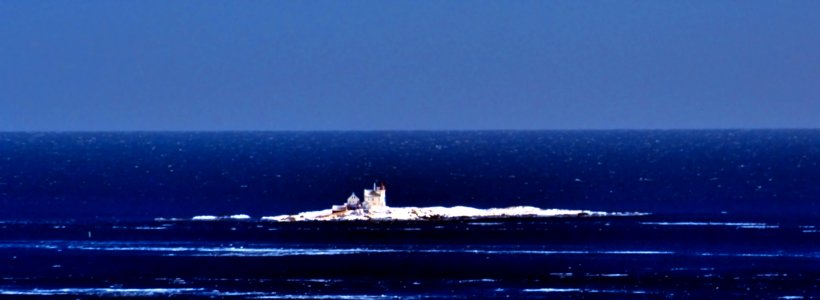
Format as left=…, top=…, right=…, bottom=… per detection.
left=254, top=295, right=399, bottom=300
left=738, top=225, right=780, bottom=229
left=757, top=273, right=786, bottom=277
left=457, top=278, right=496, bottom=283
left=600, top=250, right=673, bottom=255
left=641, top=221, right=771, bottom=227
left=468, top=222, right=503, bottom=226
left=133, top=226, right=167, bottom=230
left=523, top=288, right=650, bottom=294
left=588, top=273, right=628, bottom=277
left=523, top=288, right=581, bottom=293
left=0, top=288, right=205, bottom=296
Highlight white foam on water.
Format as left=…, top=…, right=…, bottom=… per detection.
left=736, top=253, right=784, bottom=257
left=523, top=288, right=649, bottom=294
left=285, top=278, right=342, bottom=283
left=523, top=288, right=581, bottom=293
left=698, top=252, right=817, bottom=258
left=188, top=248, right=399, bottom=257
left=0, top=288, right=206, bottom=296
left=70, top=245, right=196, bottom=252
left=757, top=273, right=787, bottom=277
left=641, top=221, right=778, bottom=229
left=0, top=243, right=60, bottom=250
left=192, top=214, right=251, bottom=221
left=45, top=244, right=680, bottom=257
left=599, top=250, right=674, bottom=255
left=254, top=295, right=399, bottom=300
left=739, top=225, right=780, bottom=229
left=411, top=249, right=672, bottom=256
left=468, top=222, right=504, bottom=226
left=60, top=245, right=397, bottom=257
left=588, top=273, right=628, bottom=277
left=457, top=278, right=496, bottom=283
left=0, top=287, right=281, bottom=297
left=133, top=226, right=167, bottom=230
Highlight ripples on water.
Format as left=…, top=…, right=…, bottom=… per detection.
left=0, top=216, right=817, bottom=299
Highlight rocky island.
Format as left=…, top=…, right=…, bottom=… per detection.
left=261, top=183, right=648, bottom=222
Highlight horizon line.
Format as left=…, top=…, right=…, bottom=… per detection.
left=1, top=128, right=818, bottom=134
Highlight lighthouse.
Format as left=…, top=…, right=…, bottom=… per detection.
left=331, top=182, right=387, bottom=213
left=362, top=182, right=387, bottom=210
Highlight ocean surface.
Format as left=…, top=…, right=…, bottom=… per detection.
left=0, top=130, right=818, bottom=298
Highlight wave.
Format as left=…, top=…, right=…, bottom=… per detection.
left=0, top=288, right=208, bottom=296
left=4, top=241, right=815, bottom=259
left=192, top=214, right=251, bottom=221
left=523, top=287, right=650, bottom=294
left=254, top=295, right=399, bottom=300
left=0, top=288, right=386, bottom=299
left=641, top=222, right=780, bottom=229
left=4, top=242, right=674, bottom=257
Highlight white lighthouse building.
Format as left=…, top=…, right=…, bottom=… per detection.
left=362, top=182, right=387, bottom=210
left=332, top=182, right=387, bottom=213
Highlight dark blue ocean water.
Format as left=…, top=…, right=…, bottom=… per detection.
left=0, top=131, right=818, bottom=298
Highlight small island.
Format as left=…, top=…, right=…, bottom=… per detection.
left=261, top=183, right=648, bottom=222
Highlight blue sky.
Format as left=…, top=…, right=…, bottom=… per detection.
left=1, top=1, right=818, bottom=130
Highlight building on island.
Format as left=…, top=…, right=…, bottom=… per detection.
left=363, top=182, right=387, bottom=209
left=331, top=182, right=387, bottom=213
left=346, top=193, right=360, bottom=207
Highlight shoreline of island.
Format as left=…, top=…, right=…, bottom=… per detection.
left=175, top=183, right=648, bottom=222
left=259, top=205, right=649, bottom=222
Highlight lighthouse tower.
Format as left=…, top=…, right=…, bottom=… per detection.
left=363, top=182, right=387, bottom=210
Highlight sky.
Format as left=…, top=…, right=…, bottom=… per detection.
left=1, top=1, right=818, bottom=131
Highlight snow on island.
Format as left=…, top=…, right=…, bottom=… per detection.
left=259, top=183, right=648, bottom=222
left=261, top=205, right=646, bottom=222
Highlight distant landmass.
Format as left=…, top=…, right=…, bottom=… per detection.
left=186, top=183, right=648, bottom=222
left=261, top=205, right=648, bottom=222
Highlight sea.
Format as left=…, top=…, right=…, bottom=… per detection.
left=0, top=130, right=818, bottom=299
